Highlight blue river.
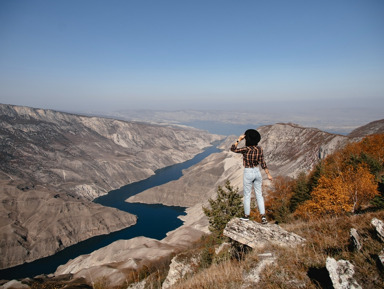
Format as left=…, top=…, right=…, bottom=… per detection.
left=0, top=143, right=221, bottom=280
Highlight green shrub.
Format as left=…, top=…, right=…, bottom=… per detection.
left=203, top=180, right=243, bottom=239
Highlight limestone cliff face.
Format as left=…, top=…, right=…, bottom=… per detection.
left=0, top=104, right=222, bottom=199
left=0, top=177, right=137, bottom=270
left=257, top=123, right=351, bottom=178
left=0, top=103, right=223, bottom=270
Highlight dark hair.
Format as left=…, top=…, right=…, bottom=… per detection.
left=244, top=129, right=261, bottom=146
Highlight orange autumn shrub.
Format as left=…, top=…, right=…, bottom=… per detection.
left=295, top=174, right=351, bottom=219
left=294, top=134, right=383, bottom=220
left=265, top=176, right=294, bottom=223
left=325, top=134, right=384, bottom=178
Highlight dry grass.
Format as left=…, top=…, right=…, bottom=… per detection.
left=172, top=261, right=244, bottom=289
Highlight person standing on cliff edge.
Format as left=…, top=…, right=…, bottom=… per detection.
left=230, top=129, right=273, bottom=224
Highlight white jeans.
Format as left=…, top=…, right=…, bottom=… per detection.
left=243, top=167, right=265, bottom=216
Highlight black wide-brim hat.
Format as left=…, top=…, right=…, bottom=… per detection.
left=244, top=129, right=261, bottom=145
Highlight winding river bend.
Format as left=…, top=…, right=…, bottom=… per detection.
left=0, top=144, right=221, bottom=280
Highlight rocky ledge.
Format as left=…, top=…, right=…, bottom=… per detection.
left=223, top=217, right=306, bottom=249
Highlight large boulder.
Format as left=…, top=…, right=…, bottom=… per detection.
left=223, top=218, right=306, bottom=249
left=326, top=257, right=362, bottom=289
left=371, top=218, right=384, bottom=242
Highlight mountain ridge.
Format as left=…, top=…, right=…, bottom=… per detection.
left=0, top=103, right=223, bottom=270
left=0, top=103, right=222, bottom=199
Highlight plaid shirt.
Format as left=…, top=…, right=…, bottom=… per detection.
left=230, top=144, right=268, bottom=169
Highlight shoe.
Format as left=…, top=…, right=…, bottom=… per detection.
left=240, top=215, right=249, bottom=221
left=261, top=216, right=267, bottom=224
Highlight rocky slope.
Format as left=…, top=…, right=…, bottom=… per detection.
left=54, top=237, right=177, bottom=287
left=257, top=123, right=350, bottom=177
left=0, top=175, right=137, bottom=270
left=0, top=104, right=222, bottom=200
left=0, top=103, right=223, bottom=270
left=348, top=118, right=384, bottom=138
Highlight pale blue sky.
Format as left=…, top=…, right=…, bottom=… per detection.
left=0, top=0, right=383, bottom=113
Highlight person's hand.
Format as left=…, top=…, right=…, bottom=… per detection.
left=265, top=169, right=273, bottom=181
left=238, top=134, right=245, bottom=142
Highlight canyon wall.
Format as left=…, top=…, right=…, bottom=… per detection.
left=0, top=177, right=137, bottom=270
left=0, top=104, right=222, bottom=200
left=0, top=104, right=223, bottom=269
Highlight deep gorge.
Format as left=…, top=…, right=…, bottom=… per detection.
left=0, top=144, right=221, bottom=280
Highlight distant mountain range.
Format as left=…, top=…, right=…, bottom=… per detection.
left=93, top=108, right=384, bottom=135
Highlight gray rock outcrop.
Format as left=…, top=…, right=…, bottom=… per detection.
left=371, top=218, right=384, bottom=242
left=223, top=218, right=306, bottom=249
left=372, top=218, right=384, bottom=269
left=350, top=228, right=362, bottom=251
left=326, top=257, right=362, bottom=289
left=162, top=254, right=199, bottom=289
left=379, top=249, right=384, bottom=268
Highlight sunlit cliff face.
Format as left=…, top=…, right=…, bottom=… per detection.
left=0, top=103, right=223, bottom=270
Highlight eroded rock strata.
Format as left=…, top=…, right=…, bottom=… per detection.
left=0, top=104, right=222, bottom=200
left=0, top=103, right=223, bottom=270
left=0, top=177, right=137, bottom=270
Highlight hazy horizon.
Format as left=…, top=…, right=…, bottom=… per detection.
left=1, top=99, right=383, bottom=136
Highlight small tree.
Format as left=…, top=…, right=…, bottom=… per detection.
left=289, top=171, right=310, bottom=213
left=203, top=180, right=243, bottom=238
left=371, top=176, right=384, bottom=209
